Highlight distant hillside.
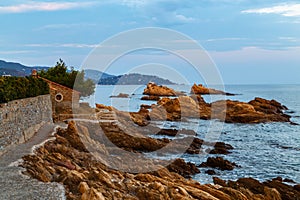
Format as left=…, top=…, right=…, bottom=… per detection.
left=98, top=73, right=175, bottom=85
left=0, top=60, right=48, bottom=76
left=0, top=60, right=176, bottom=85
left=84, top=69, right=115, bottom=83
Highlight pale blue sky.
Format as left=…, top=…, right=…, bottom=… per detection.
left=0, top=0, right=300, bottom=84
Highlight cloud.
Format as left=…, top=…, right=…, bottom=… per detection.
left=206, top=38, right=246, bottom=42
left=0, top=50, right=35, bottom=54
left=242, top=3, right=300, bottom=17
left=35, top=23, right=97, bottom=31
left=26, top=43, right=98, bottom=48
left=0, top=1, right=96, bottom=13
left=175, top=14, right=194, bottom=22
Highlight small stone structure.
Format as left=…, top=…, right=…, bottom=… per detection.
left=32, top=70, right=81, bottom=122
left=0, top=95, right=53, bottom=155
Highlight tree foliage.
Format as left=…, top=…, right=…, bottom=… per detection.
left=39, top=59, right=95, bottom=97
left=0, top=76, right=49, bottom=103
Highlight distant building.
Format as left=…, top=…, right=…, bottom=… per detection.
left=2, top=74, right=11, bottom=77
left=31, top=70, right=80, bottom=121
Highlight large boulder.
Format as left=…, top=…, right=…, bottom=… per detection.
left=191, top=83, right=234, bottom=95
left=143, top=82, right=177, bottom=96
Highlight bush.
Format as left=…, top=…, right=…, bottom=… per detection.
left=0, top=76, right=49, bottom=103
left=39, top=59, right=95, bottom=97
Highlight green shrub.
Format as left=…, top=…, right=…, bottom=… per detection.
left=0, top=76, right=49, bottom=103
left=39, top=59, right=95, bottom=97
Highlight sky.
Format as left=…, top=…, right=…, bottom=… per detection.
left=0, top=0, right=300, bottom=84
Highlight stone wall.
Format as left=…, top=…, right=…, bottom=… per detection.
left=0, top=95, right=53, bottom=155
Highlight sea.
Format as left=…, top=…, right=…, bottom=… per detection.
left=83, top=84, right=300, bottom=184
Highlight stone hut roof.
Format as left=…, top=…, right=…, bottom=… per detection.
left=39, top=77, right=81, bottom=94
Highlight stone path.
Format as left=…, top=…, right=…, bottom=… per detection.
left=0, top=123, right=66, bottom=200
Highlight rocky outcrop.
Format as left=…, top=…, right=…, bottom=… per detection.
left=191, top=84, right=234, bottom=95
left=166, top=158, right=200, bottom=178
left=215, top=177, right=300, bottom=200
left=150, top=96, right=211, bottom=121
left=129, top=108, right=150, bottom=126
left=147, top=95, right=291, bottom=123
left=199, top=157, right=238, bottom=171
left=143, top=82, right=178, bottom=96
left=21, top=121, right=296, bottom=200
left=141, top=95, right=161, bottom=101
left=212, top=99, right=291, bottom=123
left=109, top=93, right=129, bottom=98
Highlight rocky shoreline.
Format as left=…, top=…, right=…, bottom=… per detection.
left=19, top=83, right=299, bottom=199
left=21, top=120, right=300, bottom=200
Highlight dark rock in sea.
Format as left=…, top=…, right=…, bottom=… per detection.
left=157, top=129, right=178, bottom=136
left=141, top=95, right=161, bottom=101
left=166, top=158, right=200, bottom=178
left=156, top=128, right=197, bottom=137
left=140, top=104, right=152, bottom=109
left=208, top=142, right=234, bottom=155
left=109, top=93, right=129, bottom=98
left=205, top=170, right=216, bottom=175
left=199, top=157, right=238, bottom=171
left=185, top=138, right=204, bottom=154
left=283, top=178, right=296, bottom=183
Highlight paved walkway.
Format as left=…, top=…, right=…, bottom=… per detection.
left=0, top=123, right=66, bottom=200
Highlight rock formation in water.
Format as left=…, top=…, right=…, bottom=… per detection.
left=199, top=157, right=238, bottom=171
left=143, top=82, right=181, bottom=96
left=109, top=93, right=129, bottom=98
left=191, top=83, right=235, bottom=95
left=141, top=95, right=161, bottom=101
left=145, top=94, right=291, bottom=124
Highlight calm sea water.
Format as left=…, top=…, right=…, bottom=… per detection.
left=83, top=84, right=300, bottom=184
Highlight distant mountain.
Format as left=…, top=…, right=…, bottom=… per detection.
left=0, top=60, right=48, bottom=76
left=0, top=60, right=176, bottom=85
left=98, top=73, right=175, bottom=85
left=84, top=69, right=115, bottom=83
